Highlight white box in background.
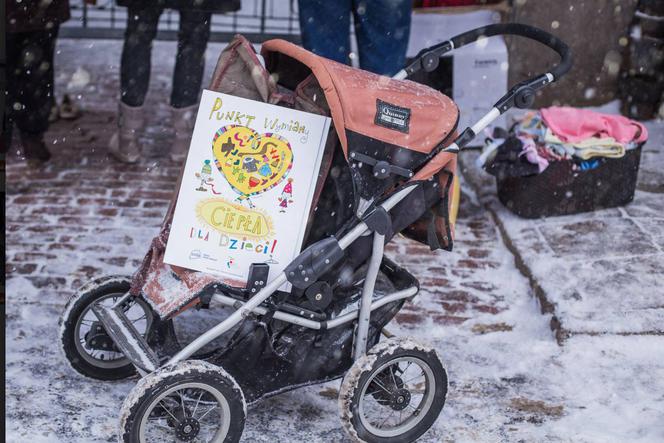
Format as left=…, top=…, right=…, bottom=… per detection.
left=407, top=10, right=508, bottom=132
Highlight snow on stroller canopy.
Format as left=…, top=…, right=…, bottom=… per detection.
left=261, top=39, right=459, bottom=157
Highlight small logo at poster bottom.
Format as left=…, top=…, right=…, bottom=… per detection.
left=189, top=250, right=218, bottom=262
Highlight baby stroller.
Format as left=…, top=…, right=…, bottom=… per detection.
left=59, top=24, right=571, bottom=442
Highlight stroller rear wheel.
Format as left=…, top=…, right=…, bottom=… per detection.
left=59, top=276, right=163, bottom=380
left=119, top=360, right=246, bottom=443
left=338, top=338, right=448, bottom=442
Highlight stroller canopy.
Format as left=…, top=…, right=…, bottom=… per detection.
left=261, top=40, right=459, bottom=159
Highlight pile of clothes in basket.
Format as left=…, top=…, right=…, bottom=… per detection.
left=478, top=106, right=649, bottom=179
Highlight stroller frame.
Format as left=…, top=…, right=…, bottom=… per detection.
left=64, top=23, right=572, bottom=443
left=98, top=185, right=420, bottom=375
left=169, top=187, right=415, bottom=367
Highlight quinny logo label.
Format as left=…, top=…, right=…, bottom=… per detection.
left=382, top=107, right=407, bottom=119
left=375, top=99, right=411, bottom=133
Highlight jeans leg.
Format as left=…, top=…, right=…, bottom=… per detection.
left=120, top=6, right=162, bottom=107
left=298, top=0, right=352, bottom=64
left=6, top=28, right=59, bottom=136
left=353, top=0, right=412, bottom=75
left=171, top=10, right=211, bottom=108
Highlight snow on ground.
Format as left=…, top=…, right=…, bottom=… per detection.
left=6, top=181, right=664, bottom=442
left=5, top=39, right=664, bottom=442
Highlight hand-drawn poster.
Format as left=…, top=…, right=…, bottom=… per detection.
left=164, top=90, right=331, bottom=287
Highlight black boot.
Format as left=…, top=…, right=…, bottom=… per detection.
left=20, top=132, right=52, bottom=163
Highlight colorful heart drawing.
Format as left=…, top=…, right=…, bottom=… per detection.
left=212, top=125, right=294, bottom=200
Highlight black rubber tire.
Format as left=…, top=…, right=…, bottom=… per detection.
left=339, top=338, right=448, bottom=443
left=59, top=276, right=159, bottom=381
left=119, top=360, right=246, bottom=443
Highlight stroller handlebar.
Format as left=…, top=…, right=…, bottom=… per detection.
left=400, top=23, right=572, bottom=83
left=398, top=23, right=573, bottom=115
left=396, top=23, right=574, bottom=159
left=447, top=23, right=573, bottom=81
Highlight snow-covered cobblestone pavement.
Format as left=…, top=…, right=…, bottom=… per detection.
left=5, top=39, right=664, bottom=442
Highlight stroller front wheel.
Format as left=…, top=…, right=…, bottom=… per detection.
left=59, top=276, right=158, bottom=380
left=338, top=338, right=448, bottom=443
left=119, top=360, right=246, bottom=443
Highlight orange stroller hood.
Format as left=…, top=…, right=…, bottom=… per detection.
left=261, top=40, right=459, bottom=163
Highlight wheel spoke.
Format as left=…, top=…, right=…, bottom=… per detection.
left=378, top=409, right=395, bottom=428
left=369, top=378, right=393, bottom=396
left=400, top=361, right=413, bottom=375
left=192, top=390, right=204, bottom=417
left=405, top=403, right=419, bottom=412
left=147, top=416, right=172, bottom=430
left=197, top=405, right=218, bottom=421
left=129, top=314, right=147, bottom=323
left=408, top=389, right=426, bottom=395
left=402, top=369, right=425, bottom=385
left=158, top=401, right=180, bottom=423
left=178, top=391, right=187, bottom=417
left=390, top=366, right=398, bottom=388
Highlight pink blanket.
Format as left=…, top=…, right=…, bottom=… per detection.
left=541, top=106, right=648, bottom=144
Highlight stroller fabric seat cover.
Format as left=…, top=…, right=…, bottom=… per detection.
left=261, top=39, right=459, bottom=158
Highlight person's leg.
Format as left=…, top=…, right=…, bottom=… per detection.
left=3, top=32, right=21, bottom=152
left=169, top=9, right=212, bottom=160
left=111, top=5, right=161, bottom=163
left=120, top=6, right=162, bottom=106
left=9, top=28, right=60, bottom=162
left=171, top=9, right=212, bottom=108
left=353, top=0, right=412, bottom=76
left=298, top=0, right=352, bottom=63
left=171, top=9, right=211, bottom=161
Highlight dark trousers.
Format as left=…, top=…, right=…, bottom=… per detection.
left=121, top=6, right=212, bottom=108
left=4, top=27, right=59, bottom=143
left=298, top=0, right=412, bottom=76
